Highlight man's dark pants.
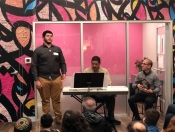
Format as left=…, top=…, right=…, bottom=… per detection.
left=128, top=93, right=157, bottom=119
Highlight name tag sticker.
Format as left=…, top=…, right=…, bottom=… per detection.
left=53, top=52, right=59, bottom=55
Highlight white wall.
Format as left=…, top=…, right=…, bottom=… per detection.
left=142, top=23, right=168, bottom=113
left=142, top=23, right=159, bottom=65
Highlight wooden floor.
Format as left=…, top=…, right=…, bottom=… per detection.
left=0, top=112, right=165, bottom=132
left=0, top=105, right=165, bottom=132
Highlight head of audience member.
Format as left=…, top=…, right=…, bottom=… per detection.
left=42, top=30, right=53, bottom=45
left=141, top=59, right=153, bottom=73
left=14, top=117, right=32, bottom=132
left=127, top=121, right=147, bottom=132
left=40, top=114, right=54, bottom=129
left=82, top=97, right=96, bottom=112
left=91, top=56, right=101, bottom=72
left=143, top=108, right=160, bottom=126
left=165, top=116, right=175, bottom=132
left=61, top=110, right=91, bottom=132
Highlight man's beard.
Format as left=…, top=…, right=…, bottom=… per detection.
left=92, top=67, right=98, bottom=73
left=44, top=39, right=51, bottom=45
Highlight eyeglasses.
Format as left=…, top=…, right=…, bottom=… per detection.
left=142, top=63, right=150, bottom=65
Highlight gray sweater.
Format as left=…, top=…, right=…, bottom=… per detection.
left=132, top=70, right=161, bottom=93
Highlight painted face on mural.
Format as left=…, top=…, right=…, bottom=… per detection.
left=43, top=33, right=53, bottom=45
left=91, top=60, right=100, bottom=72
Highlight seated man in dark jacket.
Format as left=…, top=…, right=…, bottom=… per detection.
left=82, top=97, right=112, bottom=132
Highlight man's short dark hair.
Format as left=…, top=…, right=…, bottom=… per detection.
left=127, top=121, right=147, bottom=132
left=91, top=56, right=101, bottom=64
left=42, top=30, right=53, bottom=37
left=40, top=114, right=53, bottom=128
left=144, top=108, right=160, bottom=126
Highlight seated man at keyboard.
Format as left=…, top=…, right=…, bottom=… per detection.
left=83, top=56, right=121, bottom=125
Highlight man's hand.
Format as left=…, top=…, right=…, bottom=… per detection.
left=61, top=74, right=66, bottom=81
left=35, top=80, right=42, bottom=89
left=137, top=84, right=153, bottom=93
left=146, top=89, right=153, bottom=93
left=55, top=129, right=60, bottom=132
left=137, top=84, right=144, bottom=90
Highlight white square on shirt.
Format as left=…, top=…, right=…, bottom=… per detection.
left=53, top=52, right=59, bottom=55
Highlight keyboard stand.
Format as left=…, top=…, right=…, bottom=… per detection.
left=94, top=94, right=117, bottom=132
left=71, top=95, right=82, bottom=103
left=95, top=94, right=116, bottom=111
left=70, top=94, right=111, bottom=111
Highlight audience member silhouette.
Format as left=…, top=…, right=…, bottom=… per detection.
left=40, top=114, right=60, bottom=132
left=127, top=121, right=147, bottom=132
left=14, top=117, right=32, bottom=132
left=142, top=108, right=160, bottom=132
left=163, top=104, right=175, bottom=130
left=61, top=110, right=91, bottom=132
left=164, top=116, right=175, bottom=132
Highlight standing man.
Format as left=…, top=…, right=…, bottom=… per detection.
left=32, top=30, right=67, bottom=124
left=84, top=56, right=121, bottom=125
left=128, top=59, right=161, bottom=121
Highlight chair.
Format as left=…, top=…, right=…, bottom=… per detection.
left=153, top=80, right=163, bottom=112
left=132, top=89, right=162, bottom=120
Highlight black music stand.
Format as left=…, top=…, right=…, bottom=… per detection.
left=74, top=73, right=104, bottom=89
left=71, top=73, right=104, bottom=103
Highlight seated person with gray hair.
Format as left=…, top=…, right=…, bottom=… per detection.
left=82, top=97, right=112, bottom=132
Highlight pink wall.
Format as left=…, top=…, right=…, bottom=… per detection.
left=129, top=24, right=143, bottom=77
left=35, top=23, right=143, bottom=76
left=83, top=23, right=126, bottom=75
left=35, top=24, right=81, bottom=76
left=84, top=23, right=143, bottom=76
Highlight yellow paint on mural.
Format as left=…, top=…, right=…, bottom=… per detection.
left=67, top=0, right=74, bottom=2
left=173, top=25, right=175, bottom=30
left=65, top=7, right=76, bottom=21
left=25, top=99, right=34, bottom=109
left=158, top=0, right=162, bottom=5
left=5, top=0, right=23, bottom=8
left=80, top=2, right=85, bottom=9
left=112, top=14, right=118, bottom=20
left=16, top=27, right=30, bottom=48
left=90, top=4, right=97, bottom=20
left=1, top=31, right=7, bottom=36
left=17, top=74, right=27, bottom=85
left=132, top=0, right=138, bottom=10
